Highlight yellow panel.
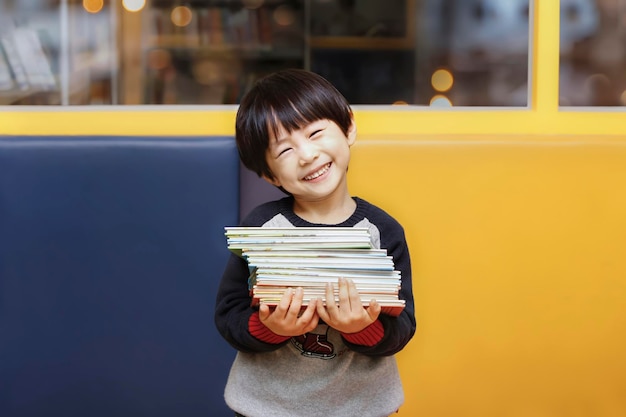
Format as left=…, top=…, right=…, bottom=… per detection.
left=348, top=135, right=626, bottom=417
left=0, top=110, right=236, bottom=136
left=2, top=108, right=626, bottom=136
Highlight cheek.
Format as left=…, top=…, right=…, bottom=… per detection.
left=334, top=141, right=352, bottom=160
left=265, top=159, right=293, bottom=184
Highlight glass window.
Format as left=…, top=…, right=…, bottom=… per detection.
left=560, top=0, right=626, bottom=107
left=416, top=0, right=531, bottom=106
left=0, top=0, right=61, bottom=104
left=0, top=0, right=532, bottom=107
left=0, top=0, right=117, bottom=105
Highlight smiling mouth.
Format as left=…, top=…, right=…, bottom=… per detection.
left=303, top=163, right=331, bottom=181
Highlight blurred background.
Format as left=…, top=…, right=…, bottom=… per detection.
left=0, top=0, right=624, bottom=107
left=2, top=3, right=626, bottom=417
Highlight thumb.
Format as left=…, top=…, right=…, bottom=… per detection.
left=315, top=298, right=330, bottom=323
left=367, top=299, right=381, bottom=321
left=258, top=303, right=271, bottom=322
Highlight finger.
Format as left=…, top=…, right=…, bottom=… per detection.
left=367, top=299, right=381, bottom=321
left=303, top=310, right=320, bottom=333
left=275, top=288, right=294, bottom=318
left=346, top=278, right=362, bottom=308
left=298, top=299, right=320, bottom=330
left=303, top=315, right=320, bottom=334
left=324, top=282, right=338, bottom=314
left=258, top=302, right=271, bottom=321
left=315, top=297, right=331, bottom=323
left=287, top=287, right=305, bottom=317
left=337, top=277, right=351, bottom=309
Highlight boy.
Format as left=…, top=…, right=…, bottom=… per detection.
left=215, top=69, right=416, bottom=417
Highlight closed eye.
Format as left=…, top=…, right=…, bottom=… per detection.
left=309, top=129, right=323, bottom=138
left=278, top=147, right=292, bottom=156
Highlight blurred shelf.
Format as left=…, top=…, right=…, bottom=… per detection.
left=309, top=36, right=414, bottom=50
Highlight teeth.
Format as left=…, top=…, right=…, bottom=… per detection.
left=304, top=163, right=330, bottom=180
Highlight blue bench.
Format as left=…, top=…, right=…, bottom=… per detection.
left=0, top=136, right=240, bottom=416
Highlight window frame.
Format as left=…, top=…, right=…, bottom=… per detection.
left=1, top=1, right=625, bottom=137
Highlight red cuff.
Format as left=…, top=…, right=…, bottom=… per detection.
left=341, top=320, right=384, bottom=346
left=248, top=311, right=291, bottom=344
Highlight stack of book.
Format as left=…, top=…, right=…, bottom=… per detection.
left=225, top=227, right=405, bottom=316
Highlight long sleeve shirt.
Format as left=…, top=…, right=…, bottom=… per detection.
left=215, top=196, right=416, bottom=417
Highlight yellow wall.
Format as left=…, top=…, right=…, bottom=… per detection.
left=348, top=135, right=626, bottom=416
left=2, top=1, right=626, bottom=416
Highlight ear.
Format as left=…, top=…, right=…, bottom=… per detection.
left=261, top=174, right=281, bottom=188
left=346, top=119, right=357, bottom=147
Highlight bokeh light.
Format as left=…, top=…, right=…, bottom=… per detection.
left=83, top=0, right=104, bottom=14
left=171, top=6, right=193, bottom=27
left=274, top=5, right=295, bottom=26
left=430, top=95, right=453, bottom=107
left=431, top=69, right=454, bottom=93
left=122, top=0, right=146, bottom=12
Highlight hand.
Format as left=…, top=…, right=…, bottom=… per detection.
left=316, top=277, right=381, bottom=334
left=259, top=287, right=320, bottom=337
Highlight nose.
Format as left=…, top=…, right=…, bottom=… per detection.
left=297, top=140, right=319, bottom=165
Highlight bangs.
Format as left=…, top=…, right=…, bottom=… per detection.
left=248, top=69, right=352, bottom=144
left=267, top=103, right=315, bottom=141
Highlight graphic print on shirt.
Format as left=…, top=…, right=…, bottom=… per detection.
left=291, top=326, right=336, bottom=359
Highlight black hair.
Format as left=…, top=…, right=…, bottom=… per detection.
left=235, top=69, right=353, bottom=180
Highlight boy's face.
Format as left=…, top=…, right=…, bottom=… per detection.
left=263, top=118, right=356, bottom=202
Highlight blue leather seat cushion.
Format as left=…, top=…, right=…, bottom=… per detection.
left=0, top=136, right=239, bottom=416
